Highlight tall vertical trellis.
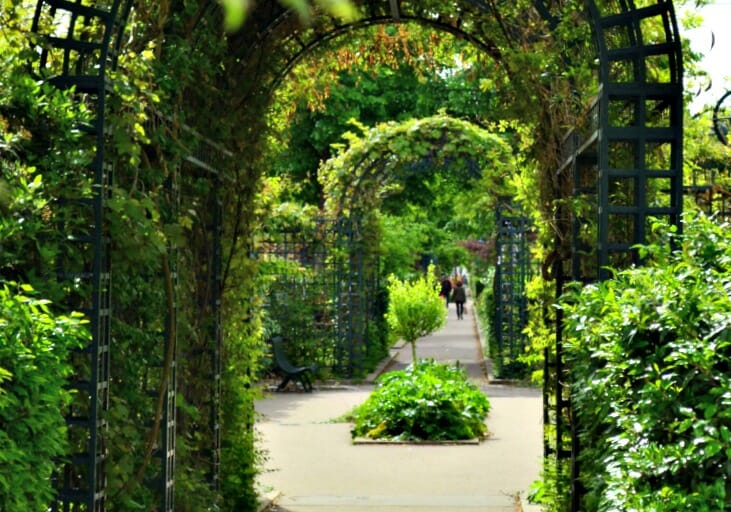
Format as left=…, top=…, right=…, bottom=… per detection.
left=257, top=217, right=384, bottom=379
left=549, top=1, right=684, bottom=508
left=492, top=203, right=531, bottom=378
left=27, top=0, right=685, bottom=509
left=28, top=1, right=131, bottom=509
left=26, top=0, right=230, bottom=504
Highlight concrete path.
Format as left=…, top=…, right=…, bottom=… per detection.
left=255, top=299, right=543, bottom=511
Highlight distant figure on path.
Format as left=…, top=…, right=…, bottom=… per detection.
left=452, top=278, right=466, bottom=319
left=439, top=275, right=452, bottom=308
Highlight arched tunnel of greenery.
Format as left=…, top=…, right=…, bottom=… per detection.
left=6, top=0, right=730, bottom=510
left=255, top=113, right=523, bottom=379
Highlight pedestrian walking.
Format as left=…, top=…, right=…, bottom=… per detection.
left=451, top=278, right=466, bottom=319
left=439, top=275, right=452, bottom=308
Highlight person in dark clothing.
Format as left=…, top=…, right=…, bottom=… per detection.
left=439, top=275, right=452, bottom=308
left=452, top=279, right=466, bottom=319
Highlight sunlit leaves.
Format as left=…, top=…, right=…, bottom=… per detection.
left=351, top=359, right=490, bottom=441
left=319, top=114, right=518, bottom=217
left=0, top=284, right=89, bottom=510
left=561, top=212, right=731, bottom=510
left=221, top=0, right=356, bottom=32
left=385, top=268, right=446, bottom=346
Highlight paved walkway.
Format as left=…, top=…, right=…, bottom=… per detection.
left=255, top=299, right=543, bottom=511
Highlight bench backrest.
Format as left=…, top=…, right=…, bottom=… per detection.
left=271, top=336, right=300, bottom=374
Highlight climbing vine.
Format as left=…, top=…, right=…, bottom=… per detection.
left=319, top=114, right=520, bottom=217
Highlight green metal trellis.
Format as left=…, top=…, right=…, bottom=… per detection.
left=493, top=204, right=531, bottom=378
left=28, top=1, right=131, bottom=509
left=257, top=217, right=385, bottom=379
left=548, top=2, right=685, bottom=507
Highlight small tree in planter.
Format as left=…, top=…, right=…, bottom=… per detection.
left=385, top=268, right=447, bottom=365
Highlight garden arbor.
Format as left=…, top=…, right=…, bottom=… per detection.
left=258, top=115, right=518, bottom=379
left=319, top=115, right=517, bottom=216
left=24, top=0, right=683, bottom=510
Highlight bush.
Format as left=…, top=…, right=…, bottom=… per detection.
left=560, top=213, right=731, bottom=510
left=0, top=283, right=89, bottom=511
left=351, top=359, right=490, bottom=441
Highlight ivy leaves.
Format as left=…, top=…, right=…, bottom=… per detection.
left=0, top=284, right=89, bottom=511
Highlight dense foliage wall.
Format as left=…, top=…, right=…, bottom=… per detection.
left=0, top=285, right=89, bottom=511
left=560, top=213, right=731, bottom=510
left=2, top=1, right=266, bottom=509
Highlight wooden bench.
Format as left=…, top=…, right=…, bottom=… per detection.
left=270, top=336, right=317, bottom=392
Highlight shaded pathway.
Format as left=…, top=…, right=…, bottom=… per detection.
left=255, top=298, right=543, bottom=511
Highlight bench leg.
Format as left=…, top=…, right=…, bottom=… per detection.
left=301, top=372, right=313, bottom=392
left=276, top=375, right=292, bottom=391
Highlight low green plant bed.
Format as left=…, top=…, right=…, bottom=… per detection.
left=351, top=359, right=491, bottom=441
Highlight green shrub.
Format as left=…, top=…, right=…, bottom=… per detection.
left=351, top=359, right=490, bottom=441
left=0, top=283, right=89, bottom=511
left=560, top=213, right=731, bottom=511
left=385, top=268, right=446, bottom=364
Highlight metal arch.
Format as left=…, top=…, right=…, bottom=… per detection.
left=332, top=123, right=494, bottom=216
left=344, top=152, right=483, bottom=209
left=713, top=90, right=731, bottom=145
left=229, top=1, right=504, bottom=106
left=268, top=15, right=502, bottom=101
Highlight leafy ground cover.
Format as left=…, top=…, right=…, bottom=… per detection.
left=351, top=359, right=490, bottom=441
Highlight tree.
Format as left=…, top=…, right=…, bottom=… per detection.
left=385, top=268, right=447, bottom=364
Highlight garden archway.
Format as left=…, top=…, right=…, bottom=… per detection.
left=317, top=113, right=533, bottom=380
left=25, top=0, right=684, bottom=510
left=318, top=114, right=518, bottom=216
left=261, top=114, right=519, bottom=383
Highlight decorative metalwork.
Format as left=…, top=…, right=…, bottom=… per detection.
left=549, top=1, right=684, bottom=509
left=257, top=217, right=385, bottom=379
left=713, top=90, right=731, bottom=145
left=158, top=173, right=179, bottom=512
left=683, top=91, right=731, bottom=219
left=228, top=0, right=503, bottom=105
left=493, top=204, right=531, bottom=378
left=29, top=0, right=132, bottom=509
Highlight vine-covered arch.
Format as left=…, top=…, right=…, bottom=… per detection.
left=319, top=114, right=518, bottom=216
left=318, top=114, right=533, bottom=383
left=24, top=0, right=683, bottom=510
left=228, top=7, right=503, bottom=101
